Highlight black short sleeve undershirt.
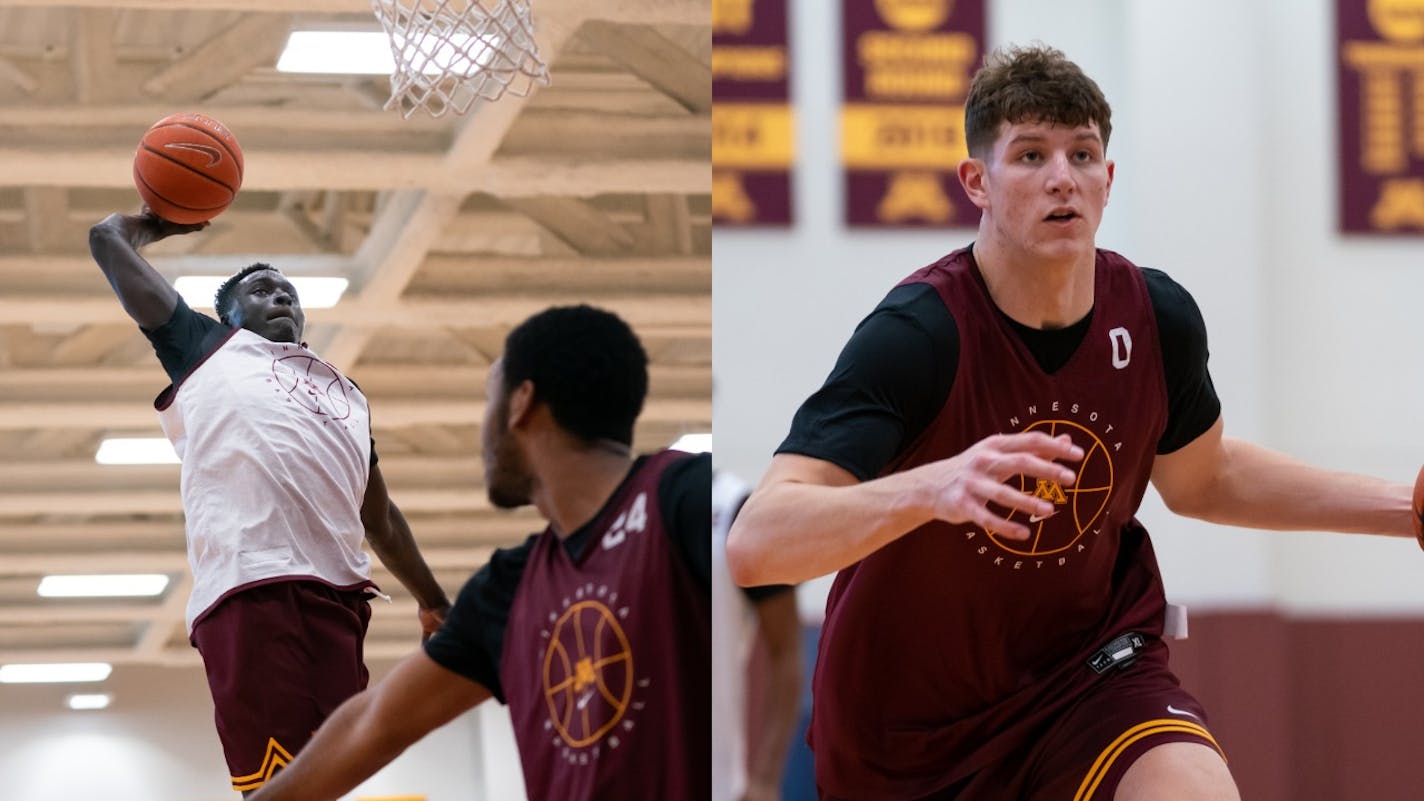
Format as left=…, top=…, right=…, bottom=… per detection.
left=422, top=451, right=711, bottom=702
left=776, top=268, right=1221, bottom=479
left=142, top=296, right=228, bottom=385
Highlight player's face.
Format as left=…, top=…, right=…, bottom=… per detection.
left=976, top=119, right=1114, bottom=263
left=228, top=270, right=305, bottom=343
left=482, top=358, right=534, bottom=509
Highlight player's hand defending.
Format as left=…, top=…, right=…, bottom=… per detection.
left=418, top=603, right=449, bottom=641
left=915, top=431, right=1083, bottom=541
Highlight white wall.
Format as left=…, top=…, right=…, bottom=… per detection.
left=0, top=660, right=526, bottom=801
left=714, top=0, right=1424, bottom=615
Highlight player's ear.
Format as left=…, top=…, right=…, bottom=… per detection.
left=506, top=379, right=535, bottom=429
left=959, top=156, right=990, bottom=210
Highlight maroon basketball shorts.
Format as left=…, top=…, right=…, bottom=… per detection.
left=190, top=579, right=372, bottom=793
left=907, top=659, right=1226, bottom=801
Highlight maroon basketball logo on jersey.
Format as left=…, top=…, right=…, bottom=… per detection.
left=268, top=351, right=353, bottom=420
left=537, top=492, right=654, bottom=766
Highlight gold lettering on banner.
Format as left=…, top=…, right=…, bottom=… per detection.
left=713, top=171, right=758, bottom=223
left=858, top=31, right=977, bottom=99
left=713, top=104, right=794, bottom=168
left=713, top=0, right=755, bottom=35
left=1371, top=178, right=1424, bottom=228
left=1342, top=42, right=1424, bottom=172
left=711, top=46, right=788, bottom=82
left=842, top=104, right=966, bottom=168
left=877, top=171, right=954, bottom=223
left=874, top=0, right=952, bottom=32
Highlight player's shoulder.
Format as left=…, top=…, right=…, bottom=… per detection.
left=1127, top=263, right=1209, bottom=346
left=656, top=449, right=710, bottom=496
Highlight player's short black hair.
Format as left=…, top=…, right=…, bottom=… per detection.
left=502, top=305, right=648, bottom=446
left=964, top=43, right=1113, bottom=157
left=214, top=262, right=279, bottom=325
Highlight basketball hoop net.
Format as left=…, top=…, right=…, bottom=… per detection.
left=370, top=0, right=550, bottom=118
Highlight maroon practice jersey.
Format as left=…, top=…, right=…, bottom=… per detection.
left=500, top=449, right=710, bottom=801
left=810, top=248, right=1174, bottom=799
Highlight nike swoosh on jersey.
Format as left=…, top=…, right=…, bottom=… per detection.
left=1029, top=510, right=1058, bottom=523
left=1167, top=704, right=1203, bottom=722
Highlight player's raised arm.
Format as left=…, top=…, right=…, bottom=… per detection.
left=246, top=650, right=492, bottom=801
left=726, top=432, right=1084, bottom=587
left=87, top=211, right=206, bottom=330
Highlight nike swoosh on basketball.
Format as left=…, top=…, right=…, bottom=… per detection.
left=577, top=690, right=596, bottom=710
left=1167, top=704, right=1203, bottom=721
left=164, top=142, right=223, bottom=167
left=1029, top=510, right=1058, bottom=523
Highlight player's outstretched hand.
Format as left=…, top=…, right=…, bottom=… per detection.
left=915, top=431, right=1083, bottom=540
left=95, top=209, right=208, bottom=251
left=418, top=604, right=450, bottom=642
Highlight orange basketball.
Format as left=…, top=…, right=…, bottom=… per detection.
left=1412, top=462, right=1424, bottom=548
left=132, top=112, right=243, bottom=224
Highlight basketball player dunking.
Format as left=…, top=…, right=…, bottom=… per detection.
left=244, top=305, right=711, bottom=801
left=88, top=211, right=451, bottom=796
left=726, top=46, right=1418, bottom=801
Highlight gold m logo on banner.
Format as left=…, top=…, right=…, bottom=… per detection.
left=1368, top=0, right=1424, bottom=43
left=874, top=0, right=952, bottom=32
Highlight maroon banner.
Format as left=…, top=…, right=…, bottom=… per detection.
left=841, top=0, right=985, bottom=227
left=1337, top=1, right=1424, bottom=234
left=713, top=0, right=794, bottom=226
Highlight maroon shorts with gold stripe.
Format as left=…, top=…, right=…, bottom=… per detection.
left=191, top=579, right=372, bottom=793
left=902, top=656, right=1225, bottom=801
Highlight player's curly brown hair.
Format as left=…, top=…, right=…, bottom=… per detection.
left=964, top=44, right=1112, bottom=158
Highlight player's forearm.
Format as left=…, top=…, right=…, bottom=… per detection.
left=367, top=504, right=450, bottom=610
left=88, top=215, right=177, bottom=329
left=746, top=645, right=801, bottom=794
left=248, top=688, right=407, bottom=801
left=1175, top=437, right=1413, bottom=536
left=727, top=474, right=933, bottom=585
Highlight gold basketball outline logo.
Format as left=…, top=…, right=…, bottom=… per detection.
left=987, top=419, right=1114, bottom=556
left=541, top=599, right=634, bottom=748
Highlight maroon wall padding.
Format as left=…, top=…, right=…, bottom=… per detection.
left=742, top=612, right=1424, bottom=799
left=1162, top=612, right=1424, bottom=801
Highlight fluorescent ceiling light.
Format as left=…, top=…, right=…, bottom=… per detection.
left=173, top=275, right=349, bottom=310
left=95, top=437, right=179, bottom=465
left=0, top=663, right=112, bottom=684
left=67, top=693, right=112, bottom=711
left=670, top=432, right=712, bottom=453
left=276, top=29, right=502, bottom=76
left=38, top=574, right=170, bottom=598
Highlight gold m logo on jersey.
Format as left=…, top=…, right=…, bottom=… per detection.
left=1032, top=479, right=1069, bottom=504
left=988, top=419, right=1115, bottom=556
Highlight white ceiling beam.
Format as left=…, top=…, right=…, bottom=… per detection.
left=578, top=21, right=711, bottom=113
left=141, top=14, right=293, bottom=101
left=0, top=0, right=705, bottom=25
left=0, top=396, right=707, bottom=432
left=0, top=546, right=494, bottom=577
left=0, top=294, right=710, bottom=327
left=71, top=9, right=118, bottom=105
left=0, top=145, right=707, bottom=194
left=0, top=363, right=709, bottom=397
